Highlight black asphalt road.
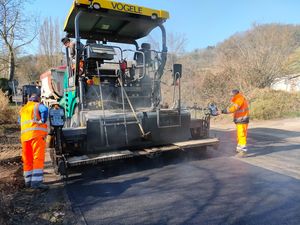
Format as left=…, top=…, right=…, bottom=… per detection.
left=66, top=128, right=300, bottom=225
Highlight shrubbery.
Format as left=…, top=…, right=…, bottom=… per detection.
left=250, top=89, right=300, bottom=120
left=0, top=91, right=19, bottom=124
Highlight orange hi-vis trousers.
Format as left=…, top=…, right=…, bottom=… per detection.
left=22, top=136, right=46, bottom=187
left=236, top=123, right=248, bottom=150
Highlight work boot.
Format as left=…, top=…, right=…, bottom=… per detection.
left=24, top=182, right=31, bottom=189
left=31, top=183, right=49, bottom=191
left=236, top=145, right=247, bottom=152
left=236, top=150, right=247, bottom=158
left=236, top=145, right=242, bottom=153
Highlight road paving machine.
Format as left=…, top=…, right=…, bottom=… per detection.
left=43, top=0, right=219, bottom=175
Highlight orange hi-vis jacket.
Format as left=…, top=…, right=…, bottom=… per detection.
left=226, top=93, right=250, bottom=124
left=20, top=101, right=48, bottom=142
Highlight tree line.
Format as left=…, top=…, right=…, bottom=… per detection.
left=0, top=0, right=63, bottom=87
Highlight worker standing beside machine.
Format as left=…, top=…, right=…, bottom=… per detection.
left=19, top=93, right=49, bottom=190
left=220, top=89, right=250, bottom=157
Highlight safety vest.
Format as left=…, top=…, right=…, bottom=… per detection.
left=227, top=93, right=250, bottom=124
left=20, top=101, right=48, bottom=142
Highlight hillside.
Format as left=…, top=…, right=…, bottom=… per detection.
left=162, top=24, right=300, bottom=119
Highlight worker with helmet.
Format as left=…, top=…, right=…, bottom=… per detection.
left=220, top=89, right=250, bottom=157
left=19, top=93, right=49, bottom=190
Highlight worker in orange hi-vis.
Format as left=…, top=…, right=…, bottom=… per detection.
left=220, top=89, right=250, bottom=157
left=19, top=93, right=49, bottom=190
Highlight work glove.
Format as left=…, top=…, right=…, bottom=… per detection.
left=37, top=120, right=43, bottom=124
left=221, top=109, right=227, bottom=114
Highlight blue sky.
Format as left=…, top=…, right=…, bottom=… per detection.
left=27, top=0, right=300, bottom=52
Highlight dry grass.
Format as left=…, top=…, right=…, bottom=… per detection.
left=0, top=91, right=19, bottom=125
left=250, top=88, right=300, bottom=120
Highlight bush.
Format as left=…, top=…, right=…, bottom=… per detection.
left=0, top=91, right=19, bottom=124
left=250, top=89, right=300, bottom=120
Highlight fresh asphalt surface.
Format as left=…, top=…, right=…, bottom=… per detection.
left=65, top=121, right=300, bottom=225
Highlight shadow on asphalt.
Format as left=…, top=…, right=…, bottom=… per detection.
left=249, top=127, right=300, bottom=138
left=248, top=143, right=300, bottom=157
left=212, top=127, right=300, bottom=158
left=248, top=127, right=300, bottom=157
left=66, top=148, right=213, bottom=182
left=70, top=176, right=150, bottom=198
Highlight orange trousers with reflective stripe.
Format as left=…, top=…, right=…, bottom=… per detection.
left=21, top=136, right=46, bottom=185
left=236, top=123, right=248, bottom=147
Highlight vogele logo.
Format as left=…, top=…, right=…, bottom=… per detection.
left=111, top=2, right=143, bottom=14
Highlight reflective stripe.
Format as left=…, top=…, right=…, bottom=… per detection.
left=21, top=120, right=38, bottom=126
left=31, top=169, right=43, bottom=182
left=236, top=116, right=250, bottom=120
left=21, top=127, right=48, bottom=134
left=23, top=171, right=32, bottom=183
left=23, top=171, right=33, bottom=176
left=31, top=176, right=43, bottom=182
left=33, top=169, right=43, bottom=174
left=236, top=108, right=249, bottom=113
left=231, top=103, right=239, bottom=108
left=240, top=146, right=248, bottom=152
left=234, top=116, right=250, bottom=123
left=32, top=169, right=43, bottom=177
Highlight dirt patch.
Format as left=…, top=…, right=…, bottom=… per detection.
left=0, top=124, right=24, bottom=225
left=5, top=186, right=76, bottom=225
left=0, top=164, right=24, bottom=225
left=0, top=124, right=76, bottom=225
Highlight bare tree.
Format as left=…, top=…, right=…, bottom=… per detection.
left=178, top=47, right=218, bottom=105
left=167, top=32, right=187, bottom=65
left=147, top=31, right=187, bottom=64
left=159, top=32, right=187, bottom=105
left=0, top=0, right=38, bottom=81
left=216, top=24, right=300, bottom=90
left=38, top=17, right=63, bottom=68
left=15, top=55, right=40, bottom=84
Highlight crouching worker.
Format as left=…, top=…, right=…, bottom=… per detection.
left=19, top=93, right=49, bottom=190
left=221, top=89, right=250, bottom=157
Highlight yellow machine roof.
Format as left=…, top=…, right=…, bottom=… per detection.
left=64, top=0, right=170, bottom=43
